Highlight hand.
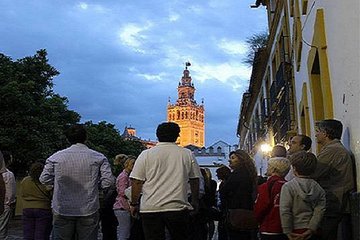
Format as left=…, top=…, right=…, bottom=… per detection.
left=130, top=205, right=139, bottom=218
left=190, top=200, right=199, bottom=216
left=287, top=233, right=302, bottom=240
left=298, top=229, right=313, bottom=240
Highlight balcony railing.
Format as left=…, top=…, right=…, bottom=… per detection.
left=269, top=62, right=292, bottom=142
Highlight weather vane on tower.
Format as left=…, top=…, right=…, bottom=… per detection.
left=185, top=61, right=191, bottom=70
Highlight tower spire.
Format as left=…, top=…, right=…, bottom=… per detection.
left=166, top=63, right=205, bottom=147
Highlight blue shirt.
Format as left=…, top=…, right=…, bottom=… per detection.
left=40, top=143, right=115, bottom=216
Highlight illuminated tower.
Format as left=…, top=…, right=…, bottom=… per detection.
left=167, top=62, right=205, bottom=147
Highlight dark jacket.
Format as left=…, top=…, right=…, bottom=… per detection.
left=219, top=168, right=254, bottom=210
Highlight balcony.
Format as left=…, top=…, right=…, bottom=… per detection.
left=268, top=62, right=292, bottom=142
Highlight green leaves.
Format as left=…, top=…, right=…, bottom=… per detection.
left=0, top=50, right=80, bottom=175
left=0, top=50, right=146, bottom=177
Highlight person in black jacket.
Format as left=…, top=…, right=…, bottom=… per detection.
left=220, top=149, right=258, bottom=240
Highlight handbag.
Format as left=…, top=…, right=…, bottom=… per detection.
left=226, top=208, right=258, bottom=230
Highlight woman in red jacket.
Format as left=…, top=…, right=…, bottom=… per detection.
left=254, top=157, right=290, bottom=240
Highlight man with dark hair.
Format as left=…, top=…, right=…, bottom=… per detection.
left=40, top=124, right=115, bottom=240
left=130, top=122, right=201, bottom=240
left=312, top=119, right=354, bottom=240
left=288, top=135, right=312, bottom=155
left=286, top=134, right=313, bottom=181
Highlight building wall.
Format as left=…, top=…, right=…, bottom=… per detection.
left=238, top=0, right=360, bottom=187
left=289, top=0, right=360, bottom=187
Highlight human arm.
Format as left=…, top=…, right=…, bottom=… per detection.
left=4, top=171, right=16, bottom=207
left=130, top=178, right=144, bottom=217
left=39, top=158, right=55, bottom=186
left=100, top=157, right=115, bottom=189
left=116, top=172, right=130, bottom=209
left=189, top=178, right=199, bottom=212
left=279, top=184, right=294, bottom=235
left=254, top=183, right=270, bottom=223
left=308, top=186, right=326, bottom=232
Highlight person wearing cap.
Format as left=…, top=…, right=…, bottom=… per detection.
left=254, top=157, right=290, bottom=240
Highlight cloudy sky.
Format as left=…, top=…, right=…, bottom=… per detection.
left=0, top=0, right=267, bottom=145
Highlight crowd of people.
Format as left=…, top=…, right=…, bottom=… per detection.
left=0, top=118, right=356, bottom=240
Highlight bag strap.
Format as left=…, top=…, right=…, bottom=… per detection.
left=267, top=180, right=276, bottom=202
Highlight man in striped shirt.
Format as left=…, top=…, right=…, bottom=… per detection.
left=40, top=124, right=115, bottom=240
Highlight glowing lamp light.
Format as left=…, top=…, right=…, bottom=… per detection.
left=260, top=143, right=272, bottom=154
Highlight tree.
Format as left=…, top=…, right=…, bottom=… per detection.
left=0, top=50, right=80, bottom=175
left=85, top=121, right=146, bottom=175
left=0, top=50, right=147, bottom=177
left=243, top=31, right=269, bottom=66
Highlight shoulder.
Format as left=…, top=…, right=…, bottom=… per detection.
left=87, top=148, right=106, bottom=159
left=309, top=179, right=325, bottom=193
left=282, top=180, right=295, bottom=191
left=21, top=176, right=31, bottom=184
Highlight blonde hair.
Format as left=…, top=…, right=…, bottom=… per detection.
left=114, top=154, right=128, bottom=167
left=267, top=157, right=290, bottom=177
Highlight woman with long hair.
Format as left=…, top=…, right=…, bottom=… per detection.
left=220, top=149, right=258, bottom=240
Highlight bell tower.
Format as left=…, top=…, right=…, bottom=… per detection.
left=167, top=62, right=205, bottom=147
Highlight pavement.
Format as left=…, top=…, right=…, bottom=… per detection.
left=8, top=216, right=218, bottom=240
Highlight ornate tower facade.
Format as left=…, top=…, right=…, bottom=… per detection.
left=167, top=63, right=205, bottom=147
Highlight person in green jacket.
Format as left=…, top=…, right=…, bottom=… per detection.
left=21, top=162, right=52, bottom=240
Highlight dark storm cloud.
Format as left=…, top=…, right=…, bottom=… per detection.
left=0, top=0, right=267, bottom=145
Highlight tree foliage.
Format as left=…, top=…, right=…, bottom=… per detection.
left=0, top=50, right=147, bottom=177
left=243, top=31, right=269, bottom=66
left=0, top=50, right=81, bottom=175
left=85, top=121, right=146, bottom=176
left=85, top=121, right=146, bottom=161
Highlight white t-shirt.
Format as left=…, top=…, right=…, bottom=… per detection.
left=130, top=142, right=201, bottom=213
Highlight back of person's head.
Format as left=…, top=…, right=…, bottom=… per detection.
left=123, top=157, right=136, bottom=169
left=315, top=119, right=343, bottom=140
left=271, top=145, right=287, bottom=157
left=114, top=154, right=128, bottom=167
left=216, top=165, right=231, bottom=180
left=229, top=149, right=257, bottom=183
left=29, top=162, right=44, bottom=182
left=156, top=122, right=180, bottom=142
left=298, top=135, right=312, bottom=151
left=66, top=124, right=87, bottom=144
left=267, top=157, right=290, bottom=177
left=289, top=151, right=317, bottom=176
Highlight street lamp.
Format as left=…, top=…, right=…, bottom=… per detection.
left=259, top=143, right=272, bottom=176
left=260, top=143, right=272, bottom=154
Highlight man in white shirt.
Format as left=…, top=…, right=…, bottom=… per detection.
left=40, top=124, right=115, bottom=240
left=130, top=122, right=201, bottom=240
